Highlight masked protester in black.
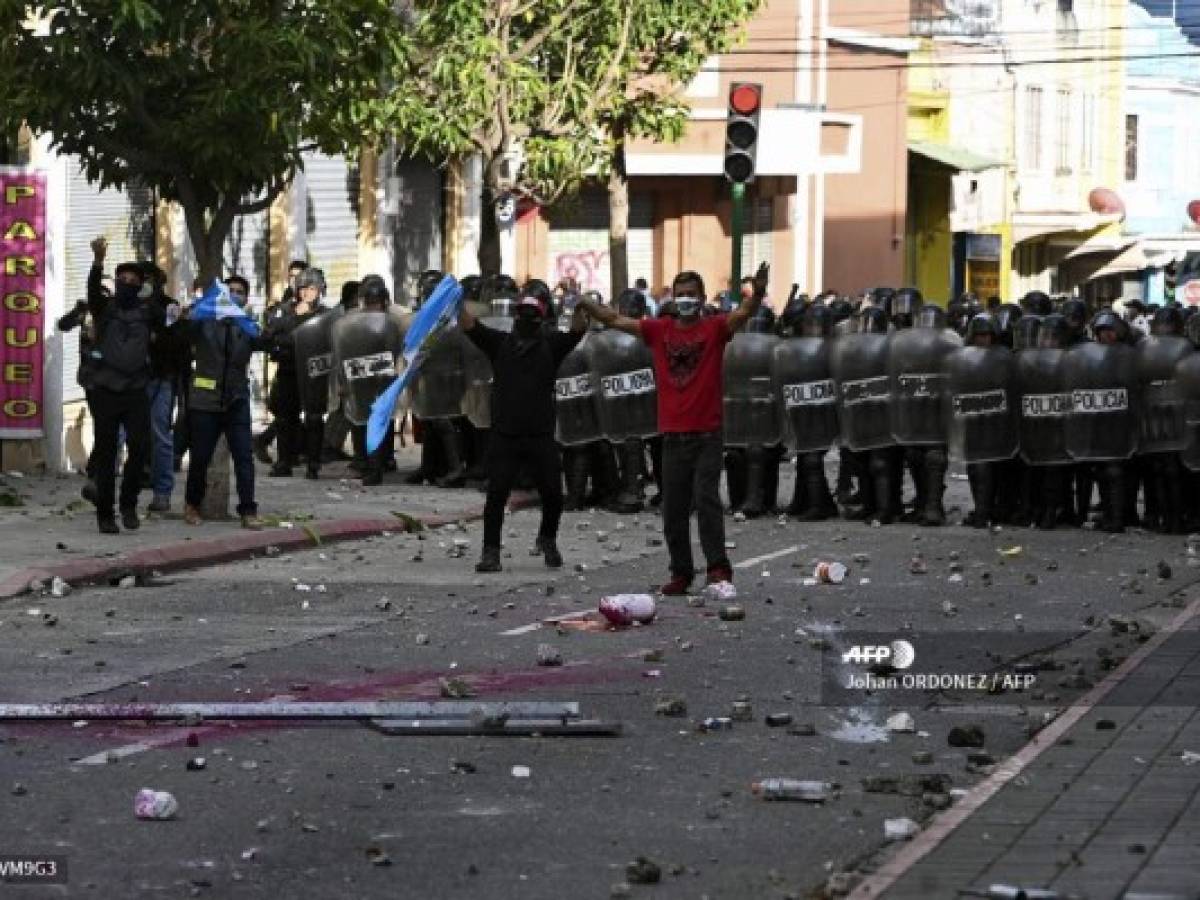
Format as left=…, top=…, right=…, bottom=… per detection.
left=84, top=237, right=169, bottom=534
left=461, top=282, right=588, bottom=572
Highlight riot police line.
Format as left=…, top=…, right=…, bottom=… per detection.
left=284, top=273, right=1200, bottom=535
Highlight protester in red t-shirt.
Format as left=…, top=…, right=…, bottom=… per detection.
left=579, top=264, right=768, bottom=594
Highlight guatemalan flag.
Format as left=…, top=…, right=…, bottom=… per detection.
left=366, top=275, right=464, bottom=454
left=191, top=279, right=261, bottom=338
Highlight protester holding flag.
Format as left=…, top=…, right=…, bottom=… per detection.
left=459, top=280, right=589, bottom=572
left=182, top=278, right=271, bottom=529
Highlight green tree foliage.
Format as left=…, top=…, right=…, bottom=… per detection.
left=383, top=0, right=635, bottom=275
left=600, top=0, right=762, bottom=294
left=0, top=0, right=401, bottom=281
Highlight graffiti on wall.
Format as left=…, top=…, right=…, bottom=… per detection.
left=553, top=250, right=609, bottom=295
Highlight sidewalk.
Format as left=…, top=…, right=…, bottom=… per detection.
left=0, top=446, right=502, bottom=599
left=854, top=595, right=1200, bottom=900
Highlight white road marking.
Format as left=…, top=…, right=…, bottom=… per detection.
left=734, top=545, right=802, bottom=570
left=501, top=608, right=594, bottom=637
left=74, top=741, right=156, bottom=766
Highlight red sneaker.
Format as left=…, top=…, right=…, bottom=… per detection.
left=705, top=564, right=733, bottom=585
left=658, top=574, right=693, bottom=596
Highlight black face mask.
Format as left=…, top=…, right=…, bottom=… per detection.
left=514, top=316, right=542, bottom=339
left=115, top=282, right=142, bottom=307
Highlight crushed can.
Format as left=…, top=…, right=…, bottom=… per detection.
left=813, top=561, right=848, bottom=584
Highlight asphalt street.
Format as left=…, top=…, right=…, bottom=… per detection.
left=1, top=470, right=1198, bottom=899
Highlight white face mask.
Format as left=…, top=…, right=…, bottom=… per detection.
left=675, top=298, right=701, bottom=319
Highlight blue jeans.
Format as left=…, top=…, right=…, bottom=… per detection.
left=145, top=378, right=176, bottom=498
left=186, top=398, right=258, bottom=516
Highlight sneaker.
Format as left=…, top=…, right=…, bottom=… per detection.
left=240, top=514, right=266, bottom=530
left=120, top=509, right=140, bottom=531
left=658, top=574, right=693, bottom=596
left=541, top=540, right=563, bottom=569
left=183, top=505, right=202, bottom=526
left=97, top=517, right=120, bottom=535
left=705, top=563, right=733, bottom=585
left=475, top=547, right=502, bottom=573
left=147, top=495, right=170, bottom=513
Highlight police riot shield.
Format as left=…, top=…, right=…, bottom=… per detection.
left=1063, top=341, right=1138, bottom=462
left=462, top=335, right=492, bottom=429
left=1176, top=353, right=1200, bottom=472
left=555, top=334, right=600, bottom=446
left=888, top=326, right=961, bottom=445
left=1015, top=347, right=1072, bottom=465
left=411, top=327, right=468, bottom=419
left=723, top=332, right=781, bottom=448
left=771, top=336, right=838, bottom=453
left=830, top=332, right=892, bottom=451
left=592, top=329, right=658, bottom=441
left=331, top=311, right=402, bottom=425
left=292, top=308, right=342, bottom=415
left=1135, top=335, right=1192, bottom=453
left=944, top=346, right=1019, bottom=463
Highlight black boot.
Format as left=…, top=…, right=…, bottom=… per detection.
left=725, top=449, right=747, bottom=512
left=1036, top=466, right=1061, bottom=530
left=1100, top=462, right=1127, bottom=532
left=475, top=546, right=502, bottom=573
left=610, top=438, right=645, bottom=513
left=964, top=463, right=992, bottom=528
left=563, top=448, right=589, bottom=511
left=869, top=449, right=897, bottom=524
left=405, top=431, right=438, bottom=485
left=588, top=442, right=619, bottom=508
left=741, top=445, right=767, bottom=518
left=902, top=448, right=926, bottom=523
left=786, top=456, right=808, bottom=516
left=921, top=446, right=947, bottom=527
left=1072, top=466, right=1094, bottom=526
left=800, top=452, right=836, bottom=521
left=835, top=446, right=854, bottom=506
left=762, top=445, right=782, bottom=514
left=437, top=420, right=468, bottom=488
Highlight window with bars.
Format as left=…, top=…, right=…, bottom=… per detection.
left=1056, top=88, right=1072, bottom=174
left=1125, top=114, right=1139, bottom=182
left=1080, top=93, right=1095, bottom=173
left=1024, top=86, right=1044, bottom=172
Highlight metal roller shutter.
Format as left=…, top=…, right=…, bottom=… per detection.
left=63, top=165, right=155, bottom=402
left=223, top=210, right=269, bottom=309
left=546, top=188, right=654, bottom=300
left=392, top=156, right=443, bottom=304
left=303, top=152, right=360, bottom=291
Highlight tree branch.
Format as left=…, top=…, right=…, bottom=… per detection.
left=508, top=0, right=590, bottom=63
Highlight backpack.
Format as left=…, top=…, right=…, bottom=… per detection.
left=96, top=304, right=151, bottom=376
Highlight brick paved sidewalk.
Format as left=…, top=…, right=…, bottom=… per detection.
left=874, top=613, right=1200, bottom=900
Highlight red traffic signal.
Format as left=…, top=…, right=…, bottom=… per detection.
left=725, top=81, right=762, bottom=184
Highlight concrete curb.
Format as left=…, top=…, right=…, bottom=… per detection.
left=0, top=493, right=540, bottom=600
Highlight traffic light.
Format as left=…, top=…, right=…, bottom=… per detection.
left=724, top=82, right=762, bottom=184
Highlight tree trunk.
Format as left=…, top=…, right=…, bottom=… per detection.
left=477, top=156, right=503, bottom=277
left=607, top=138, right=631, bottom=298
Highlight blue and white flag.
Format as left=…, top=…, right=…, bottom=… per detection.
left=367, top=275, right=464, bottom=454
left=191, top=279, right=260, bottom=338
